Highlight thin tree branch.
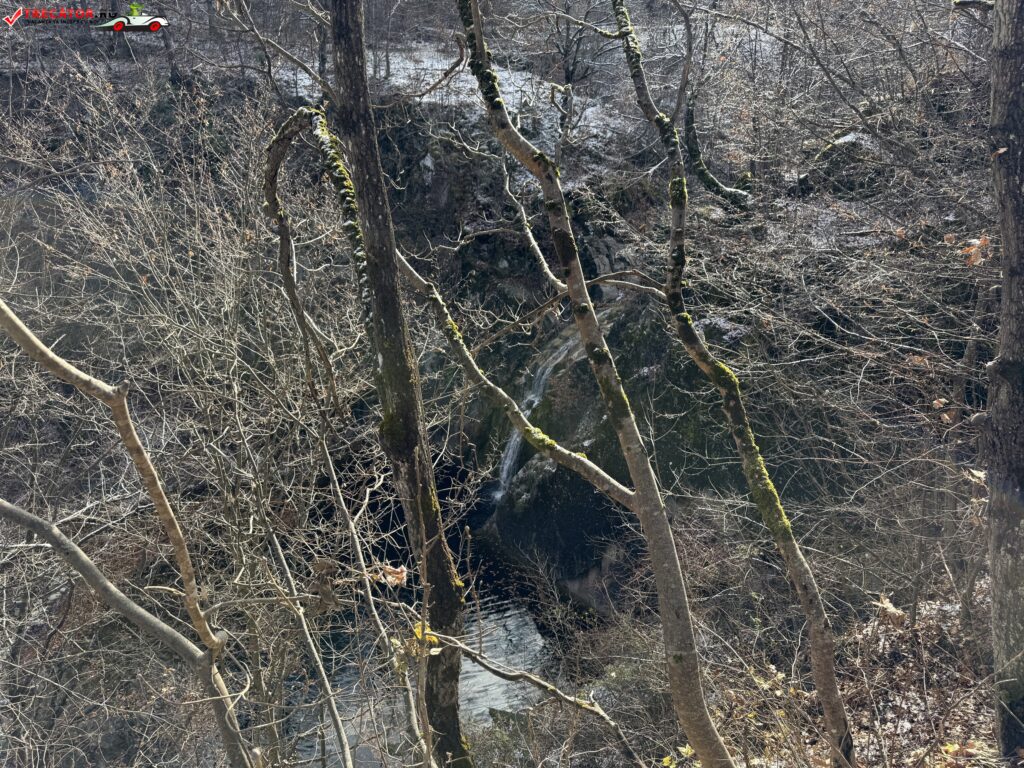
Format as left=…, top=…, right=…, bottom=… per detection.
left=0, top=497, right=254, bottom=768
left=0, top=298, right=223, bottom=656
left=438, top=631, right=645, bottom=768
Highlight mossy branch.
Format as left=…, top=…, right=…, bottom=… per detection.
left=683, top=99, right=751, bottom=209
left=609, top=0, right=853, bottom=762
left=396, top=252, right=636, bottom=511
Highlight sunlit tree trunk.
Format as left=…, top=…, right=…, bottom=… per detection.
left=610, top=2, right=854, bottom=764
left=453, top=1, right=735, bottom=764
left=985, top=0, right=1024, bottom=755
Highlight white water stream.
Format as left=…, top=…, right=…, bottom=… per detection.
left=492, top=336, right=579, bottom=503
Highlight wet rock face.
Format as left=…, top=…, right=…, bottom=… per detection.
left=484, top=453, right=617, bottom=582
left=481, top=325, right=619, bottom=585
left=479, top=303, right=753, bottom=602
left=373, top=104, right=769, bottom=604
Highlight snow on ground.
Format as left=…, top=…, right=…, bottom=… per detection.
left=275, top=42, right=637, bottom=159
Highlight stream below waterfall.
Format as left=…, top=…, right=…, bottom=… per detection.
left=293, top=574, right=549, bottom=766
left=296, top=332, right=589, bottom=765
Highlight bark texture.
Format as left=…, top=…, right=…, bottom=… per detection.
left=609, top=2, right=855, bottom=765
left=330, top=3, right=471, bottom=764
left=455, top=0, right=735, bottom=764
left=985, top=0, right=1024, bottom=754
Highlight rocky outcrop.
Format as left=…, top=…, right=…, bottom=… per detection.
left=792, top=130, right=891, bottom=197
left=476, top=299, right=757, bottom=607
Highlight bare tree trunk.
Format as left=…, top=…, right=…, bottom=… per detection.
left=608, top=3, right=855, bottom=765
left=328, top=3, right=472, bottom=765
left=264, top=107, right=433, bottom=765
left=454, top=1, right=735, bottom=764
left=984, top=0, right=1024, bottom=755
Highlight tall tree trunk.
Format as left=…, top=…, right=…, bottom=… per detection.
left=985, top=0, right=1024, bottom=755
left=454, top=1, right=735, bottom=764
left=328, top=2, right=472, bottom=765
left=609, top=2, right=855, bottom=764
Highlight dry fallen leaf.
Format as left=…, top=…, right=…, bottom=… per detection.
left=966, top=250, right=987, bottom=267
left=907, top=354, right=931, bottom=368
left=375, top=564, right=408, bottom=587
left=874, top=594, right=907, bottom=627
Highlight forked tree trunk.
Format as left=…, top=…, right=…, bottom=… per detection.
left=454, top=1, right=735, bottom=764
left=328, top=2, right=472, bottom=765
left=984, top=0, right=1024, bottom=755
left=609, top=2, right=855, bottom=765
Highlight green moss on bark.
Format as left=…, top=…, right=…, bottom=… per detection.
left=709, top=360, right=740, bottom=392
left=669, top=177, right=688, bottom=208
left=525, top=425, right=558, bottom=449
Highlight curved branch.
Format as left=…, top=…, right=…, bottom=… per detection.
left=263, top=108, right=344, bottom=413
left=683, top=98, right=751, bottom=209
left=0, top=498, right=254, bottom=768
left=0, top=298, right=223, bottom=656
left=396, top=253, right=636, bottom=510
left=0, top=497, right=202, bottom=664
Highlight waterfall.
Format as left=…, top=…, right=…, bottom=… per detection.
left=492, top=336, right=578, bottom=503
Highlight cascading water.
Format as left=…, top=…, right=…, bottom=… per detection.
left=492, top=335, right=579, bottom=503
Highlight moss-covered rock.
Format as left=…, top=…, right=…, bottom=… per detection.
left=478, top=301, right=756, bottom=597
left=808, top=131, right=889, bottom=197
